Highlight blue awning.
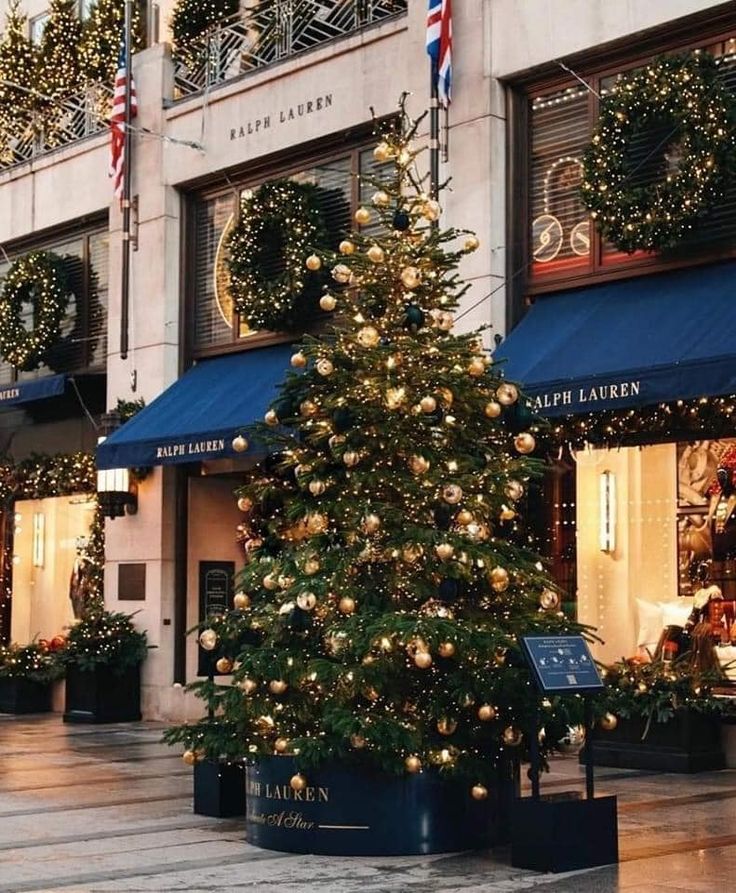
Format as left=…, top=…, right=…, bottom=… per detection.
left=96, top=345, right=293, bottom=469
left=0, top=374, right=65, bottom=407
left=495, top=261, right=736, bottom=416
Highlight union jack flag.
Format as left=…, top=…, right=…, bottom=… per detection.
left=109, top=37, right=138, bottom=198
left=426, top=0, right=452, bottom=107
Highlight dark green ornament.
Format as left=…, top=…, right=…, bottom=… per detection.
left=404, top=304, right=425, bottom=331
left=393, top=210, right=410, bottom=231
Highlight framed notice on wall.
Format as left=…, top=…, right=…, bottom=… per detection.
left=197, top=560, right=235, bottom=676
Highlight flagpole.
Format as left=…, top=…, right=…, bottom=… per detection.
left=429, top=58, right=440, bottom=204
left=119, top=0, right=133, bottom=361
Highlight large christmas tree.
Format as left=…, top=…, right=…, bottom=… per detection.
left=80, top=0, right=143, bottom=84
left=36, top=0, right=82, bottom=100
left=0, top=1, right=36, bottom=160
left=166, top=106, right=582, bottom=796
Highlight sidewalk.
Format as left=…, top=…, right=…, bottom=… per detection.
left=1, top=715, right=734, bottom=892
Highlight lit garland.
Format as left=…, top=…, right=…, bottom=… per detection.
left=79, top=0, right=143, bottom=83
left=227, top=180, right=330, bottom=332
left=59, top=608, right=148, bottom=673
left=581, top=52, right=736, bottom=253
left=0, top=250, right=72, bottom=372
left=0, top=642, right=64, bottom=684
left=170, top=0, right=239, bottom=70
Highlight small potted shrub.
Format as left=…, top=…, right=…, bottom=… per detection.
left=61, top=608, right=149, bottom=723
left=0, top=641, right=64, bottom=714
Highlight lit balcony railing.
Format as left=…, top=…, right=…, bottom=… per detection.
left=173, top=0, right=408, bottom=99
left=0, top=83, right=113, bottom=173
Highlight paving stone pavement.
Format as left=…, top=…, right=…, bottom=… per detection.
left=1, top=715, right=735, bottom=892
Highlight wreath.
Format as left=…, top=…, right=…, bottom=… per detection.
left=0, top=250, right=71, bottom=371
left=226, top=179, right=330, bottom=332
left=581, top=52, right=736, bottom=254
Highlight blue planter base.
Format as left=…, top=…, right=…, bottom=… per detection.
left=0, top=678, right=52, bottom=714
left=194, top=760, right=246, bottom=817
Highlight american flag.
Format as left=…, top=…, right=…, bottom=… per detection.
left=109, top=37, right=137, bottom=198
left=426, top=0, right=452, bottom=106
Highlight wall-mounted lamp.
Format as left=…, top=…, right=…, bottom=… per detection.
left=32, top=512, right=45, bottom=567
left=599, top=470, right=616, bottom=553
left=97, top=410, right=137, bottom=520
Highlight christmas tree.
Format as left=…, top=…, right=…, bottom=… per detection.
left=0, top=1, right=37, bottom=161
left=170, top=0, right=239, bottom=70
left=166, top=104, right=583, bottom=796
left=80, top=0, right=143, bottom=84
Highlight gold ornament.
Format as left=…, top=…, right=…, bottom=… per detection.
left=372, top=190, right=391, bottom=207
left=339, top=239, right=356, bottom=255
left=290, top=773, right=307, bottom=792
left=490, top=566, right=510, bottom=592
left=300, top=399, right=318, bottom=418
left=600, top=712, right=618, bottom=731
left=422, top=199, right=441, bottom=221
left=357, top=325, right=380, bottom=348
left=402, top=543, right=423, bottom=563
left=355, top=207, right=371, bottom=225
left=303, top=557, right=320, bottom=575
left=420, top=395, right=437, bottom=413
left=232, top=435, right=249, bottom=453
left=350, top=734, right=367, bottom=749
left=362, top=513, right=381, bottom=534
left=499, top=506, right=516, bottom=522
left=274, top=738, right=289, bottom=754
left=438, top=312, right=454, bottom=332
left=438, top=641, right=456, bottom=658
left=305, top=513, right=328, bottom=535
left=442, top=484, right=463, bottom=505
left=438, top=387, right=454, bottom=406
left=364, top=686, right=380, bottom=701
left=343, top=450, right=360, bottom=467
left=216, top=657, right=233, bottom=674
left=332, top=264, right=352, bottom=284
left=182, top=750, right=197, bottom=766
left=264, top=409, right=279, bottom=426
left=305, top=254, right=322, bottom=271
left=309, top=479, right=326, bottom=496
left=199, top=629, right=218, bottom=651
left=471, top=784, right=489, bottom=801
left=269, top=679, right=288, bottom=695
left=504, top=480, right=525, bottom=501
left=386, top=387, right=407, bottom=410
left=241, top=678, right=257, bottom=695
left=437, top=717, right=457, bottom=735
left=408, top=454, right=430, bottom=475
left=435, top=542, right=454, bottom=561
left=478, top=704, right=496, bottom=722
left=233, top=592, right=251, bottom=610
left=316, top=358, right=334, bottom=377
left=296, top=591, right=317, bottom=611
left=503, top=726, right=523, bottom=747
left=468, top=357, right=485, bottom=377
left=320, top=294, right=337, bottom=311
left=484, top=401, right=502, bottom=419
left=290, top=351, right=307, bottom=368
left=456, top=509, right=473, bottom=526
left=400, top=266, right=421, bottom=289
left=405, top=755, right=422, bottom=773
left=263, top=573, right=279, bottom=591
left=237, top=496, right=253, bottom=513
left=496, top=382, right=519, bottom=406
left=373, top=142, right=391, bottom=162
left=339, top=596, right=356, bottom=615
left=465, top=235, right=480, bottom=252
left=367, top=244, right=386, bottom=264
left=514, top=432, right=536, bottom=454
left=540, top=589, right=561, bottom=611
left=255, top=715, right=275, bottom=735
left=414, top=650, right=433, bottom=669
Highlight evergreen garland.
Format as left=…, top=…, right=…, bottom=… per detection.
left=0, top=250, right=72, bottom=372
left=59, top=608, right=149, bottom=672
left=581, top=52, right=736, bottom=253
left=171, top=0, right=239, bottom=69
left=80, top=0, right=143, bottom=84
left=0, top=642, right=64, bottom=683
left=227, top=180, right=330, bottom=332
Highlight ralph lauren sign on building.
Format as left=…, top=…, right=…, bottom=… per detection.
left=229, top=94, right=334, bottom=142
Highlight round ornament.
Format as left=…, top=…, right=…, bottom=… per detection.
left=420, top=395, right=437, bottom=413
left=437, top=717, right=457, bottom=735
left=484, top=401, right=502, bottom=419
left=343, top=450, right=360, bottom=467
left=182, top=749, right=197, bottom=766
left=263, top=573, right=279, bottom=590
left=464, top=236, right=480, bottom=252
left=357, top=325, right=380, bottom=348
left=0, top=251, right=72, bottom=371
left=540, top=588, right=561, bottom=611
left=305, top=513, right=328, bottom=535
left=503, top=726, right=523, bottom=747
left=303, top=557, right=320, bottom=575
left=402, top=543, right=423, bottom=563
left=339, top=240, right=356, bottom=255
left=372, top=190, right=391, bottom=207
left=496, top=382, right=519, bottom=406
left=320, top=294, right=337, bottom=311
left=216, top=657, right=233, bottom=674
left=456, top=509, right=473, bottom=526
left=393, top=209, right=411, bottom=231
left=490, top=566, right=510, bottom=592
left=290, top=773, right=307, bottom=792
left=362, top=513, right=381, bottom=534
left=232, top=435, right=249, bottom=453
left=264, top=409, right=279, bottom=426
left=316, top=358, right=334, bottom=376
left=404, top=304, right=425, bottom=331
left=332, top=264, right=352, bottom=284
left=504, top=480, right=525, bottom=501
left=514, top=432, right=536, bottom=454
left=350, top=733, right=367, bottom=749
left=290, top=351, right=307, bottom=368
left=405, top=755, right=422, bottom=773
left=374, top=142, right=391, bottom=162
left=355, top=207, right=371, bottom=225
left=471, top=784, right=488, bottom=801
left=468, top=357, right=485, bottom=377
left=442, top=484, right=463, bottom=505
left=199, top=629, right=218, bottom=651
left=400, top=266, right=421, bottom=289
left=600, top=712, right=618, bottom=731
left=237, top=496, right=253, bottom=513
left=233, top=592, right=251, bottom=610
left=409, top=454, right=430, bottom=475
left=269, top=679, right=288, bottom=695
left=414, top=650, right=433, bottom=669
left=558, top=725, right=586, bottom=755
left=422, top=199, right=441, bottom=221
left=367, top=244, right=386, bottom=264
left=435, top=542, right=454, bottom=561
left=438, top=641, right=456, bottom=658
left=240, top=678, right=257, bottom=695
left=339, top=596, right=356, bottom=615
left=386, top=387, right=407, bottom=410
left=305, top=254, right=322, bottom=271
left=296, top=591, right=317, bottom=611
left=478, top=704, right=496, bottom=722
left=309, top=479, right=326, bottom=496
left=274, top=738, right=289, bottom=753
left=581, top=52, right=736, bottom=253
left=300, top=399, right=318, bottom=417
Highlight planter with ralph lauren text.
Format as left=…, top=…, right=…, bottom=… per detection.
left=246, top=755, right=518, bottom=856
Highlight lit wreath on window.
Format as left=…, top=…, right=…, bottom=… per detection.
left=580, top=52, right=736, bottom=254
left=226, top=180, right=329, bottom=332
left=0, top=250, right=71, bottom=371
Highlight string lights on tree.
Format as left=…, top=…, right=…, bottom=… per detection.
left=0, top=1, right=36, bottom=160
left=170, top=0, right=239, bottom=71
left=80, top=0, right=143, bottom=84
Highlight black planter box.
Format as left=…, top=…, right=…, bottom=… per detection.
left=587, top=710, right=724, bottom=772
left=0, top=677, right=52, bottom=714
left=245, top=754, right=518, bottom=856
left=511, top=794, right=618, bottom=872
left=64, top=664, right=141, bottom=724
left=194, top=760, right=246, bottom=817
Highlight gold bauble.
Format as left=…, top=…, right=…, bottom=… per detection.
left=405, top=755, right=422, bottom=773
left=263, top=573, right=279, bottom=591
left=241, top=678, right=257, bottom=695
left=402, top=543, right=424, bottom=563
left=215, top=657, right=233, bottom=674
left=350, top=734, right=367, bottom=749
left=414, top=650, right=433, bottom=669
left=264, top=409, right=279, bottom=426
left=408, top=454, right=430, bottom=475
left=490, top=566, right=510, bottom=592
left=355, top=207, right=371, bottom=225
left=232, top=434, right=249, bottom=452
left=255, top=715, right=275, bottom=735
left=400, top=266, right=421, bottom=289
left=305, top=254, right=322, bottom=271
left=438, top=641, right=456, bottom=658
left=600, top=712, right=618, bottom=731
left=290, top=351, right=307, bottom=368
left=514, top=432, right=536, bottom=454
left=456, top=509, right=474, bottom=526
left=320, top=294, right=337, bottom=311
left=464, top=235, right=480, bottom=252
left=300, top=399, right=318, bottom=417
left=296, top=591, right=317, bottom=611
left=269, top=679, right=288, bottom=695
left=386, top=387, right=407, bottom=410
left=373, top=142, right=391, bottom=162
left=504, top=480, right=525, bottom=501
left=233, top=592, right=251, bottom=610
left=540, top=588, right=561, bottom=611
left=420, top=395, right=437, bottom=413
left=496, top=382, right=519, bottom=406
left=484, top=401, right=502, bottom=419
left=274, top=738, right=289, bottom=754
left=503, top=726, right=523, bottom=747
left=364, top=686, right=380, bottom=701
left=339, top=596, right=356, bottom=615
left=438, top=387, right=454, bottom=406
left=435, top=543, right=454, bottom=561
left=478, top=704, right=496, bottom=722
left=237, top=496, right=253, bottom=513
left=357, top=325, right=380, bottom=348
left=367, top=244, right=386, bottom=264
left=438, top=312, right=454, bottom=332
left=362, top=513, right=381, bottom=534
left=332, top=263, right=352, bottom=283
left=305, top=513, right=328, bottom=535
left=303, top=558, right=320, bottom=575
left=437, top=717, right=457, bottom=735
left=182, top=749, right=197, bottom=766
left=343, top=450, right=360, bottom=467
left=471, top=784, right=489, bottom=801
left=422, top=199, right=441, bottom=221
left=468, top=357, right=485, bottom=377
left=199, top=629, right=218, bottom=651
left=442, top=484, right=463, bottom=504
left=499, top=507, right=516, bottom=522
left=339, top=239, right=356, bottom=255
left=290, top=773, right=307, bottom=792
left=316, top=358, right=334, bottom=377
left=372, top=189, right=391, bottom=208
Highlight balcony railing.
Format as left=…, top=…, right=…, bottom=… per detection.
left=173, top=0, right=408, bottom=99
left=0, top=83, right=112, bottom=173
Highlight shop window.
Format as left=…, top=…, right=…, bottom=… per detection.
left=526, top=38, right=736, bottom=290
left=29, top=12, right=50, bottom=45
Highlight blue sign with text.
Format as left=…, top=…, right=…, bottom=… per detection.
left=520, top=635, right=604, bottom=694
